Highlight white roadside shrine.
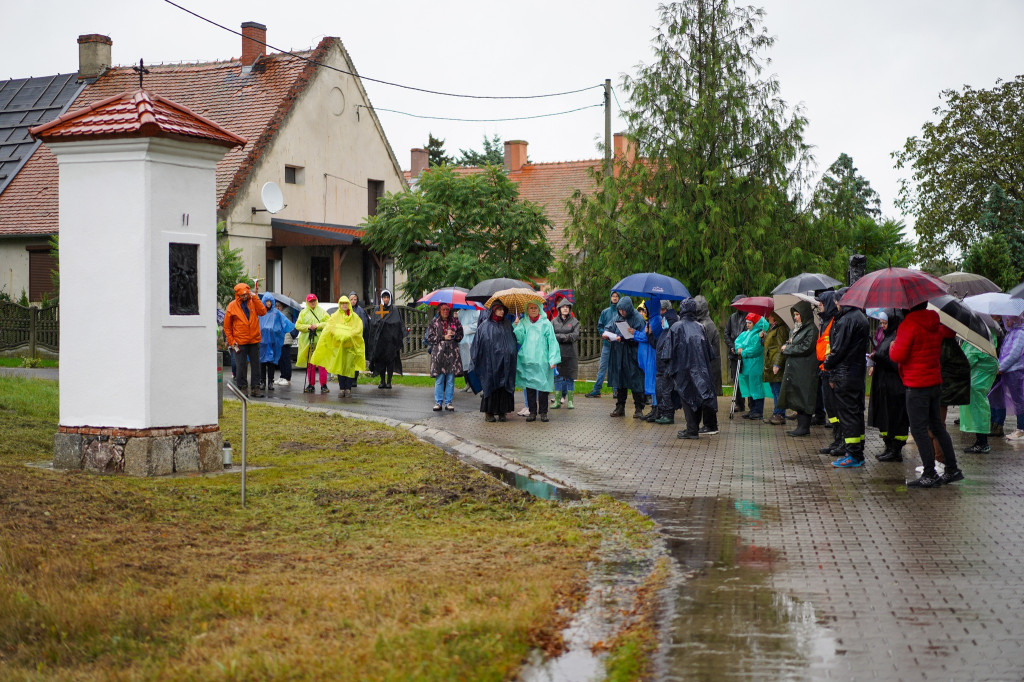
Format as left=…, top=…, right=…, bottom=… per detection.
left=30, top=89, right=246, bottom=475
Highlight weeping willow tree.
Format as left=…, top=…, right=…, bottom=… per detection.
left=555, top=1, right=822, bottom=323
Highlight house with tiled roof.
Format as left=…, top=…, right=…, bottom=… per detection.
left=0, top=23, right=406, bottom=304
left=403, top=135, right=636, bottom=256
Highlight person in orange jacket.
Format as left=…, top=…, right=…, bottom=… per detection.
left=223, top=282, right=267, bottom=397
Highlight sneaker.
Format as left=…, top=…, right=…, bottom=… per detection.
left=267, top=384, right=275, bottom=391
left=701, top=428, right=720, bottom=436
left=655, top=417, right=674, bottom=425
left=540, top=413, right=549, bottom=422
left=914, top=462, right=946, bottom=476
left=445, top=404, right=454, bottom=411
left=433, top=403, right=442, bottom=411
left=320, top=385, right=329, bottom=394
left=585, top=392, right=601, bottom=398
left=767, top=415, right=786, bottom=425
left=1006, top=429, right=1024, bottom=440
left=517, top=406, right=531, bottom=417
left=964, top=444, right=990, bottom=454
left=609, top=407, right=625, bottom=417
left=525, top=413, right=537, bottom=422
left=274, top=378, right=289, bottom=386
left=940, top=468, right=965, bottom=484
left=677, top=431, right=699, bottom=440
left=303, top=385, right=315, bottom=393
left=831, top=455, right=864, bottom=468
left=907, top=472, right=943, bottom=488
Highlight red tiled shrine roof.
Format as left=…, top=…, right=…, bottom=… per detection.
left=29, top=89, right=247, bottom=148
left=0, top=39, right=333, bottom=237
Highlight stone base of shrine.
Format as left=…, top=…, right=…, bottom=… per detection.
left=53, top=424, right=222, bottom=476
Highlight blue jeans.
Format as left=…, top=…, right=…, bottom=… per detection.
left=591, top=344, right=610, bottom=393
left=770, top=381, right=783, bottom=416
left=555, top=376, right=575, bottom=395
left=434, top=373, right=455, bottom=404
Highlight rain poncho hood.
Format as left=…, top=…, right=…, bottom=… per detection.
left=310, top=296, right=366, bottom=378
left=735, top=316, right=769, bottom=399
left=817, top=290, right=841, bottom=325
left=791, top=299, right=814, bottom=329
left=223, top=283, right=266, bottom=347
left=612, top=296, right=646, bottom=333
left=665, top=298, right=717, bottom=410
left=597, top=291, right=621, bottom=347
left=368, top=288, right=406, bottom=375
left=471, top=304, right=518, bottom=397
left=258, top=293, right=296, bottom=363
left=514, top=313, right=561, bottom=391
left=604, top=295, right=646, bottom=393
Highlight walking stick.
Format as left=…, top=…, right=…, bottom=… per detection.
left=729, top=356, right=742, bottom=420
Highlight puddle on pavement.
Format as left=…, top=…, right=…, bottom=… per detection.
left=640, top=496, right=838, bottom=680
left=476, top=463, right=581, bottom=501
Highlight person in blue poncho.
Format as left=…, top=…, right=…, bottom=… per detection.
left=259, top=293, right=296, bottom=391
left=633, top=301, right=658, bottom=419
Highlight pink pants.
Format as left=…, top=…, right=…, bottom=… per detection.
left=306, top=365, right=327, bottom=386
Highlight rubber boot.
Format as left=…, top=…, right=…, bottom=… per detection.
left=875, top=437, right=894, bottom=461
left=566, top=392, right=574, bottom=409
left=786, top=413, right=811, bottom=437
left=819, top=424, right=842, bottom=454
left=878, top=439, right=904, bottom=462
left=551, top=394, right=563, bottom=409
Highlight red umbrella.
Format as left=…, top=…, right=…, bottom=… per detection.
left=839, top=268, right=948, bottom=310
left=731, top=296, right=774, bottom=317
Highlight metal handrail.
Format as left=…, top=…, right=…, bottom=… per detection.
left=224, top=381, right=249, bottom=508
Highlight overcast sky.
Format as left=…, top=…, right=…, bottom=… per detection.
left=6, top=0, right=1023, bottom=231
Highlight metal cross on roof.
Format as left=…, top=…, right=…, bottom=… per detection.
left=132, top=59, right=150, bottom=89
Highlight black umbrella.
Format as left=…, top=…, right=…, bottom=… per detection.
left=1009, top=280, right=1024, bottom=300
left=927, top=295, right=996, bottom=357
left=940, top=271, right=1001, bottom=299
left=465, top=277, right=534, bottom=303
left=771, top=272, right=843, bottom=295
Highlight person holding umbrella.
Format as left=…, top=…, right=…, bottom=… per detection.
left=890, top=302, right=964, bottom=487
left=776, top=300, right=819, bottom=437
left=822, top=293, right=870, bottom=468
left=425, top=302, right=464, bottom=411
left=471, top=301, right=518, bottom=422
left=295, top=294, right=330, bottom=394
left=605, top=296, right=648, bottom=418
left=724, top=295, right=749, bottom=413
left=867, top=310, right=910, bottom=461
left=585, top=291, right=620, bottom=398
left=514, top=301, right=561, bottom=422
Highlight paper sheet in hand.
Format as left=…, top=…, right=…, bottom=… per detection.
left=602, top=330, right=618, bottom=341
left=615, top=321, right=634, bottom=339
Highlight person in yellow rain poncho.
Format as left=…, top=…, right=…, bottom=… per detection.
left=310, top=296, right=366, bottom=398
left=296, top=294, right=330, bottom=393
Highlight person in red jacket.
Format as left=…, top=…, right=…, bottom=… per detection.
left=889, top=302, right=964, bottom=488
left=223, top=282, right=267, bottom=397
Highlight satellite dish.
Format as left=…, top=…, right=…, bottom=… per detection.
left=261, top=182, right=285, bottom=214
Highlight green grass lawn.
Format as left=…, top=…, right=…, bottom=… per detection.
left=0, top=376, right=655, bottom=680
left=0, top=357, right=58, bottom=368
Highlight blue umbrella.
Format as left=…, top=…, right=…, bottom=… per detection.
left=611, top=272, right=691, bottom=301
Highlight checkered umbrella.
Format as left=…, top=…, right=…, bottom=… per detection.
left=838, top=268, right=948, bottom=310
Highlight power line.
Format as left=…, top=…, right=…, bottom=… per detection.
left=162, top=0, right=604, bottom=100
left=611, top=85, right=626, bottom=114
left=357, top=103, right=603, bottom=123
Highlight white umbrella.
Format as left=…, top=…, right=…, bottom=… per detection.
left=962, top=292, right=1024, bottom=317
left=772, top=293, right=820, bottom=328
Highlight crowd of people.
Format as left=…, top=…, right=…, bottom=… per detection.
left=223, top=281, right=1021, bottom=489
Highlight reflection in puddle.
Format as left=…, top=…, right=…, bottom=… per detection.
left=643, top=496, right=837, bottom=680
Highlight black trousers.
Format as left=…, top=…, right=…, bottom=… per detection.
left=906, top=385, right=957, bottom=475
left=261, top=361, right=276, bottom=386
left=278, top=344, right=293, bottom=381
left=655, top=360, right=674, bottom=419
left=615, top=387, right=645, bottom=410
left=338, top=375, right=355, bottom=390
left=832, top=373, right=866, bottom=459
left=729, top=355, right=746, bottom=410
left=525, top=388, right=549, bottom=415
left=234, top=343, right=260, bottom=390
left=821, top=371, right=838, bottom=428
left=701, top=400, right=719, bottom=431
left=814, top=381, right=826, bottom=420
left=680, top=402, right=700, bottom=436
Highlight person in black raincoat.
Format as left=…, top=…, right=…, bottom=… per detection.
left=816, top=290, right=843, bottom=453
left=777, top=299, right=820, bottom=436
left=605, top=296, right=647, bottom=418
left=649, top=299, right=680, bottom=424
left=667, top=298, right=718, bottom=439
left=724, top=294, right=748, bottom=411
left=694, top=295, right=722, bottom=396
left=867, top=310, right=909, bottom=461
left=470, top=302, right=517, bottom=422
left=368, top=289, right=406, bottom=388
left=822, top=291, right=870, bottom=467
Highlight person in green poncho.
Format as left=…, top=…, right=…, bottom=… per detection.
left=513, top=301, right=561, bottom=422
left=961, top=334, right=999, bottom=453
left=310, top=296, right=366, bottom=398
left=735, top=313, right=769, bottom=420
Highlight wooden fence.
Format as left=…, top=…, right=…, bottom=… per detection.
left=0, top=300, right=59, bottom=356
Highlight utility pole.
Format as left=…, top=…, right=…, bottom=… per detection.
left=604, top=78, right=612, bottom=178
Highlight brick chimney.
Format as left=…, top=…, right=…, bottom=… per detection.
left=410, top=148, right=428, bottom=177
left=503, top=140, right=528, bottom=173
left=77, top=34, right=112, bottom=82
left=613, top=133, right=636, bottom=165
left=241, top=21, right=267, bottom=70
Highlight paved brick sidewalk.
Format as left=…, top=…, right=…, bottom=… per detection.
left=149, top=378, right=1024, bottom=678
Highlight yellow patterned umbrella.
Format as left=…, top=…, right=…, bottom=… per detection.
left=484, top=288, right=545, bottom=316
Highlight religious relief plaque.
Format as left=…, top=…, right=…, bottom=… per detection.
left=169, top=243, right=199, bottom=315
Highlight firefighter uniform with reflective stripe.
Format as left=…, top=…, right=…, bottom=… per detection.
left=823, top=303, right=871, bottom=461
left=816, top=292, right=841, bottom=454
